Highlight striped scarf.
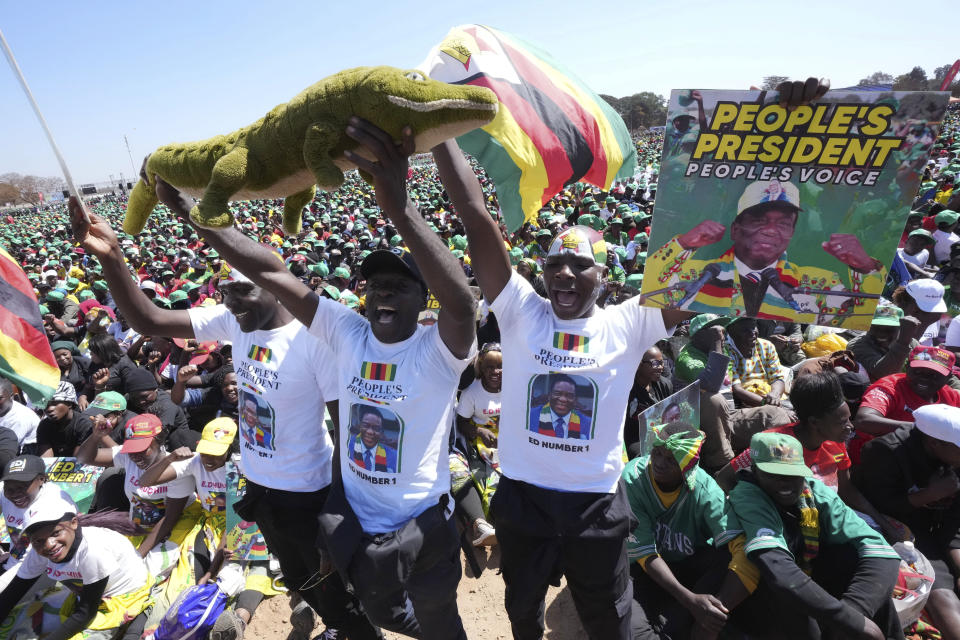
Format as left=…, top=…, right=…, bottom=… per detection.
left=651, top=426, right=704, bottom=490
left=352, top=438, right=388, bottom=472
left=797, top=485, right=821, bottom=575
left=538, top=405, right=581, bottom=438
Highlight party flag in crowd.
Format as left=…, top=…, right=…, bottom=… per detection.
left=421, top=24, right=636, bottom=231
left=0, top=246, right=59, bottom=403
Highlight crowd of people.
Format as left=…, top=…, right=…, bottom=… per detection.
left=0, top=101, right=957, bottom=640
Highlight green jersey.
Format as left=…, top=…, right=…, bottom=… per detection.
left=729, top=474, right=898, bottom=574
left=622, top=456, right=742, bottom=563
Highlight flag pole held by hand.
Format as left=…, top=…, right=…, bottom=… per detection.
left=0, top=27, right=89, bottom=222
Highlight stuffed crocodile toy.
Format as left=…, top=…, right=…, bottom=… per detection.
left=124, top=66, right=498, bottom=235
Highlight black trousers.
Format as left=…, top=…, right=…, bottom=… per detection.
left=491, top=475, right=634, bottom=640
left=319, top=482, right=467, bottom=640
left=244, top=481, right=382, bottom=640
left=631, top=547, right=731, bottom=640
left=751, top=543, right=904, bottom=640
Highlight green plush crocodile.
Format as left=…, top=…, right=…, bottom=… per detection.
left=125, top=66, right=498, bottom=235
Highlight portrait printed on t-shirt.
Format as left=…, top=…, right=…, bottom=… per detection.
left=131, top=495, right=165, bottom=528
left=526, top=373, right=598, bottom=440
left=346, top=403, right=404, bottom=474
left=206, top=491, right=226, bottom=513
left=238, top=389, right=277, bottom=451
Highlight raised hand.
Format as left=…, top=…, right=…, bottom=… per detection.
left=343, top=117, right=415, bottom=216
left=776, top=78, right=830, bottom=111
left=70, top=197, right=119, bottom=259
left=92, top=368, right=110, bottom=388
left=177, top=364, right=199, bottom=383
left=821, top=233, right=881, bottom=273
left=677, top=221, right=726, bottom=250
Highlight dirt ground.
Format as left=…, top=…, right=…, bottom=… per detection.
left=246, top=546, right=585, bottom=640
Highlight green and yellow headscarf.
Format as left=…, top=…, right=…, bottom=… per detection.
left=651, top=425, right=704, bottom=490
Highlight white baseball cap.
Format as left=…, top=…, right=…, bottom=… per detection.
left=737, top=180, right=801, bottom=216
left=905, top=278, right=947, bottom=313
left=914, top=404, right=960, bottom=446
left=42, top=270, right=58, bottom=279
left=140, top=280, right=157, bottom=291
left=22, top=493, right=77, bottom=532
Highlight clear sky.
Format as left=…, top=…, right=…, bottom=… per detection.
left=1, top=0, right=954, bottom=184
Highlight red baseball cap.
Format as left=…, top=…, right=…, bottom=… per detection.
left=119, top=414, right=163, bottom=454
left=171, top=339, right=219, bottom=366
left=909, top=345, right=955, bottom=376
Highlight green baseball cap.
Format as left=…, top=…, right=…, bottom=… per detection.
left=871, top=300, right=904, bottom=327
left=333, top=266, right=351, bottom=279
left=168, top=290, right=188, bottom=303
left=936, top=210, right=960, bottom=226
left=749, top=432, right=813, bottom=477
left=908, top=229, right=935, bottom=244
left=78, top=289, right=95, bottom=301
left=92, top=280, right=109, bottom=292
left=320, top=284, right=341, bottom=300
left=46, top=290, right=65, bottom=302
left=87, top=391, right=127, bottom=414
left=689, top=313, right=732, bottom=336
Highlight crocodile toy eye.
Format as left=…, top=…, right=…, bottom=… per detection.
left=405, top=71, right=425, bottom=82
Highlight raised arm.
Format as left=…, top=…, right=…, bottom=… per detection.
left=432, top=140, right=511, bottom=304
left=70, top=197, right=194, bottom=339
left=149, top=180, right=320, bottom=328
left=139, top=448, right=191, bottom=487
left=345, top=119, right=475, bottom=358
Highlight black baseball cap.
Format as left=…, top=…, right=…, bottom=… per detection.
left=3, top=455, right=46, bottom=482
left=360, top=248, right=426, bottom=289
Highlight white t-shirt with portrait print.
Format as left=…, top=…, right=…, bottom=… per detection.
left=489, top=271, right=669, bottom=493
left=456, top=379, right=501, bottom=428
left=169, top=453, right=227, bottom=513
left=18, top=526, right=147, bottom=597
left=189, top=304, right=337, bottom=492
left=309, top=297, right=475, bottom=534
left=111, top=446, right=195, bottom=530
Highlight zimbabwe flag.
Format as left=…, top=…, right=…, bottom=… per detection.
left=0, top=247, right=58, bottom=403
left=421, top=25, right=636, bottom=231
left=553, top=331, right=589, bottom=353
left=361, top=362, right=397, bottom=382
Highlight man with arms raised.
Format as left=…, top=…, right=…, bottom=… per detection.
left=156, top=119, right=477, bottom=639
left=70, top=204, right=379, bottom=639
left=432, top=139, right=689, bottom=639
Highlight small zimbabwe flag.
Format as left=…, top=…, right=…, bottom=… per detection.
left=361, top=362, right=397, bottom=381
left=248, top=345, right=272, bottom=363
left=240, top=382, right=262, bottom=395
left=553, top=332, right=589, bottom=353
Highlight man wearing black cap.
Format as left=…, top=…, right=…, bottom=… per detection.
left=126, top=119, right=477, bottom=639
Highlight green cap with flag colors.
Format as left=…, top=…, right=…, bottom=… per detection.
left=749, top=432, right=813, bottom=477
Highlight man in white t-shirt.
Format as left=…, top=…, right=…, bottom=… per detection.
left=71, top=209, right=380, bottom=640
left=432, top=139, right=690, bottom=639
left=0, top=378, right=39, bottom=454
left=161, top=120, right=477, bottom=640
left=932, top=209, right=960, bottom=264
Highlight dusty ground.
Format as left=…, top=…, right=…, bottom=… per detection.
left=246, top=546, right=585, bottom=640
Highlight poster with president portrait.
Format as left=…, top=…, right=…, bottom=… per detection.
left=641, top=88, right=950, bottom=330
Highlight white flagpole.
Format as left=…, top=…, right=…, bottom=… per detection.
left=0, top=27, right=90, bottom=221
